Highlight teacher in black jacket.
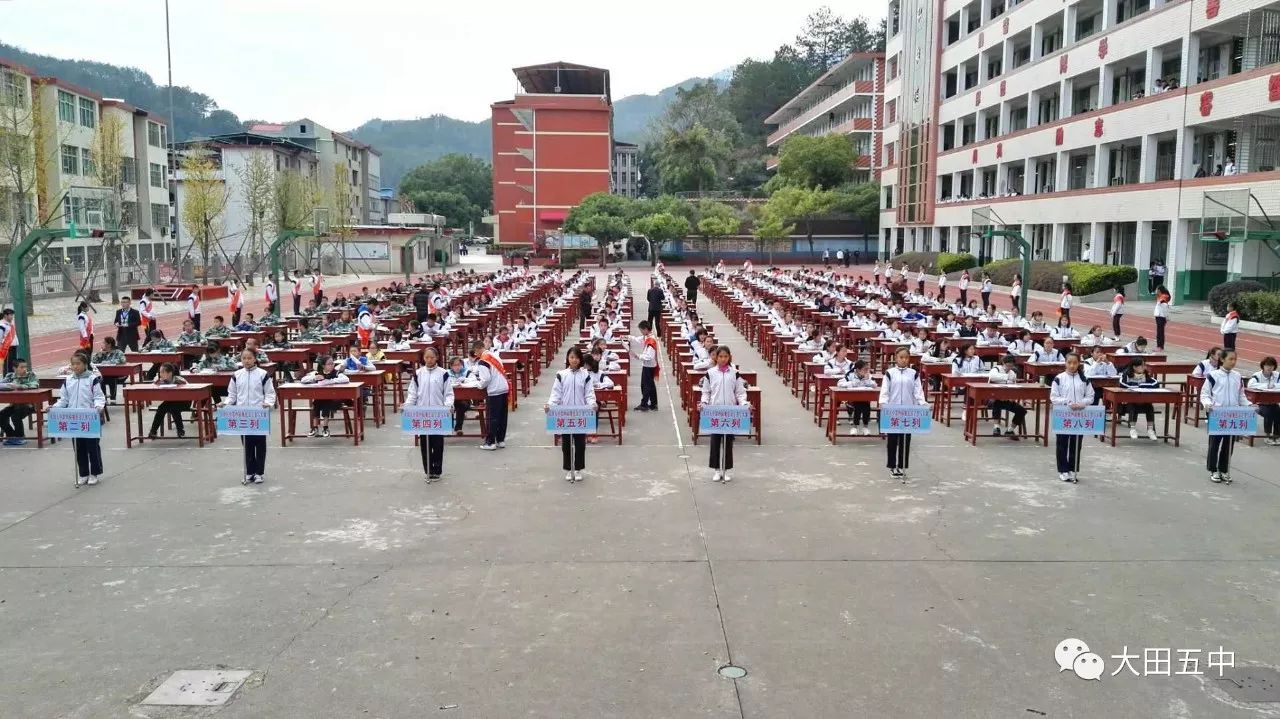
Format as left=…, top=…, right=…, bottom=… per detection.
left=646, top=281, right=664, bottom=335
left=684, top=270, right=701, bottom=305
left=114, top=296, right=142, bottom=351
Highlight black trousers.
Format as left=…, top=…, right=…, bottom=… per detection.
left=709, top=434, right=734, bottom=470
left=266, top=300, right=276, bottom=316
left=232, top=308, right=242, bottom=327
left=1207, top=435, right=1234, bottom=472
left=959, top=289, right=968, bottom=305
left=647, top=309, right=662, bottom=334
left=73, top=437, right=103, bottom=477
left=1155, top=316, right=1167, bottom=349
left=293, top=295, right=301, bottom=316
left=981, top=291, right=991, bottom=309
left=454, top=400, right=471, bottom=431
left=938, top=287, right=946, bottom=301
left=687, top=290, right=698, bottom=305
left=1061, top=308, right=1072, bottom=325
left=485, top=393, right=509, bottom=444
left=1223, top=332, right=1237, bottom=351
left=847, top=401, right=871, bottom=426
left=1128, top=403, right=1155, bottom=424
left=1012, top=295, right=1019, bottom=312
left=917, top=281, right=925, bottom=294
left=1112, top=314, right=1122, bottom=337
left=640, top=366, right=658, bottom=409
left=991, top=399, right=1027, bottom=426
left=241, top=435, right=267, bottom=476
left=102, top=377, right=121, bottom=400
left=192, top=314, right=201, bottom=332
left=1259, top=405, right=1280, bottom=437
left=1055, top=435, right=1083, bottom=473
left=419, top=435, right=444, bottom=475
left=0, top=404, right=33, bottom=437
left=2, top=353, right=16, bottom=375
left=886, top=433, right=911, bottom=469
left=560, top=433, right=586, bottom=470
left=149, top=401, right=189, bottom=435
left=117, top=334, right=139, bottom=352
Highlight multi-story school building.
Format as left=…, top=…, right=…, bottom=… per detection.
left=877, top=0, right=1280, bottom=301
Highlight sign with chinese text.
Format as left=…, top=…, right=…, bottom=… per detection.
left=401, top=407, right=454, bottom=435
left=546, top=405, right=598, bottom=434
left=1207, top=408, right=1257, bottom=436
left=879, top=405, right=932, bottom=434
left=699, top=405, right=752, bottom=435
left=215, top=406, right=272, bottom=436
left=1051, top=406, right=1106, bottom=435
left=47, top=408, right=102, bottom=439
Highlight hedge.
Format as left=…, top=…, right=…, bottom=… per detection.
left=889, top=251, right=977, bottom=273
left=1207, top=280, right=1268, bottom=316
left=1236, top=291, right=1280, bottom=325
left=974, top=260, right=1136, bottom=295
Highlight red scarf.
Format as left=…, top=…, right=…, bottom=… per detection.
left=644, top=335, right=661, bottom=379
left=0, top=320, right=14, bottom=359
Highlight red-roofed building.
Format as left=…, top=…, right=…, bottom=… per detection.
left=490, top=62, right=613, bottom=246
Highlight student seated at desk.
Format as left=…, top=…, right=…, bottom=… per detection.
left=1120, top=358, right=1161, bottom=441
left=1119, top=336, right=1149, bottom=354
left=0, top=358, right=39, bottom=445
left=1021, top=310, right=1049, bottom=332
left=1249, top=356, right=1279, bottom=445
left=957, top=317, right=979, bottom=338
left=691, top=331, right=716, bottom=371
left=953, top=343, right=985, bottom=374
left=837, top=359, right=877, bottom=436
left=1193, top=347, right=1223, bottom=378
left=147, top=363, right=190, bottom=439
left=589, top=319, right=614, bottom=343
left=938, top=313, right=961, bottom=333
left=824, top=344, right=853, bottom=377
left=977, top=326, right=1008, bottom=347
left=1079, top=326, right=1105, bottom=347
left=798, top=331, right=824, bottom=353
left=1032, top=337, right=1065, bottom=364
left=300, top=356, right=351, bottom=438
left=1051, top=317, right=1079, bottom=341
left=1084, top=347, right=1118, bottom=378
left=1009, top=330, right=1037, bottom=355
left=908, top=327, right=934, bottom=355
left=386, top=330, right=413, bottom=351
left=233, top=313, right=257, bottom=332
left=203, top=315, right=232, bottom=339
left=92, top=337, right=127, bottom=404
left=986, top=354, right=1027, bottom=439
left=810, top=338, right=836, bottom=364
left=881, top=319, right=906, bottom=342
left=236, top=338, right=269, bottom=368
left=590, top=339, right=621, bottom=367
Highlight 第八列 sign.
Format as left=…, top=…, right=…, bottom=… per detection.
left=1051, top=406, right=1106, bottom=435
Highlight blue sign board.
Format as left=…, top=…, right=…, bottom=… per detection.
left=1051, top=406, right=1107, bottom=435
left=216, top=407, right=272, bottom=436
left=1207, top=408, right=1258, bottom=436
left=878, top=405, right=932, bottom=434
left=47, top=408, right=102, bottom=439
left=698, top=405, right=752, bottom=435
left=402, top=407, right=455, bottom=435
left=546, top=405, right=598, bottom=434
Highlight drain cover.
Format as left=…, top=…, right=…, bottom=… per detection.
left=141, top=670, right=252, bottom=706
left=718, top=664, right=747, bottom=679
left=1215, top=667, right=1280, bottom=703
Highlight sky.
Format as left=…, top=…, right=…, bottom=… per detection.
left=0, top=0, right=884, bottom=130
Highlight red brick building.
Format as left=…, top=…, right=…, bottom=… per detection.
left=491, top=62, right=613, bottom=246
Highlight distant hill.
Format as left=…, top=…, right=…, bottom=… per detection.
left=0, top=42, right=717, bottom=189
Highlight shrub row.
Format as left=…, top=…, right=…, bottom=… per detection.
left=972, top=260, right=1136, bottom=295
left=1236, top=291, right=1280, bottom=325
left=888, top=252, right=978, bottom=274
left=1207, top=280, right=1268, bottom=316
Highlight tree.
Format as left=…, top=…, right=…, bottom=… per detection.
left=833, top=181, right=881, bottom=244
left=326, top=161, right=356, bottom=273
left=656, top=123, right=731, bottom=194
left=648, top=80, right=741, bottom=141
left=722, top=55, right=819, bottom=143
left=775, top=134, right=856, bottom=190
left=764, top=185, right=836, bottom=259
left=272, top=168, right=319, bottom=233
left=89, top=110, right=130, bottom=301
left=237, top=152, right=274, bottom=263
left=408, top=189, right=477, bottom=229
left=179, top=146, right=230, bottom=284
left=398, top=154, right=492, bottom=231
left=749, top=203, right=794, bottom=265
left=692, top=200, right=741, bottom=256
left=632, top=212, right=691, bottom=266
left=562, top=192, right=635, bottom=267
left=791, top=6, right=885, bottom=73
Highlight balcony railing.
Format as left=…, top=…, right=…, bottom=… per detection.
left=768, top=84, right=877, bottom=146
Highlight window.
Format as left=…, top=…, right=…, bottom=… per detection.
left=149, top=162, right=165, bottom=188
left=80, top=147, right=95, bottom=178
left=886, top=142, right=895, bottom=165
left=2, top=71, right=27, bottom=107
left=121, top=201, right=137, bottom=229
left=887, top=99, right=896, bottom=123
left=148, top=121, right=162, bottom=147
left=151, top=203, right=170, bottom=236
left=300, top=123, right=308, bottom=134
left=121, top=158, right=137, bottom=186
left=61, top=144, right=79, bottom=175
left=78, top=97, right=96, bottom=128
left=58, top=90, right=76, bottom=123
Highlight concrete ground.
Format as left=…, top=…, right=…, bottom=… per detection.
left=2, top=268, right=1279, bottom=719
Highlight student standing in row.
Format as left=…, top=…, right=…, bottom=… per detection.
left=1152, top=285, right=1170, bottom=350
left=699, top=345, right=749, bottom=483
left=1250, top=356, right=1279, bottom=445
left=76, top=301, right=94, bottom=352
left=880, top=347, right=928, bottom=480
left=1110, top=286, right=1125, bottom=338
left=471, top=341, right=510, bottom=450
left=631, top=320, right=660, bottom=412
left=1050, top=352, right=1093, bottom=483
left=1010, top=274, right=1023, bottom=313
left=1220, top=302, right=1240, bottom=350
left=0, top=308, right=17, bottom=375
left=224, top=348, right=276, bottom=485
left=1201, top=349, right=1250, bottom=484
left=405, top=346, right=454, bottom=482
left=55, top=352, right=106, bottom=487
left=958, top=270, right=971, bottom=306
left=291, top=270, right=303, bottom=316
left=546, top=347, right=597, bottom=482
left=980, top=273, right=993, bottom=310
left=1059, top=282, right=1075, bottom=325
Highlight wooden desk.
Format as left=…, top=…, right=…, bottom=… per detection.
left=826, top=388, right=879, bottom=443
left=0, top=389, right=53, bottom=448
left=373, top=361, right=405, bottom=413
left=935, top=373, right=990, bottom=424
left=1244, top=387, right=1280, bottom=446
left=276, top=383, right=364, bottom=446
left=124, top=351, right=185, bottom=369
left=1101, top=387, right=1182, bottom=446
left=345, top=370, right=387, bottom=427
left=962, top=383, right=1051, bottom=445
left=594, top=387, right=625, bottom=445
left=122, top=383, right=216, bottom=447
left=99, top=363, right=144, bottom=384
left=1022, top=362, right=1066, bottom=383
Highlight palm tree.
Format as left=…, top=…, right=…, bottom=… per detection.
left=656, top=123, right=729, bottom=194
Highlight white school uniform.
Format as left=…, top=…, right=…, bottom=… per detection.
left=700, top=366, right=749, bottom=406
left=225, top=366, right=277, bottom=408
left=549, top=367, right=597, bottom=407
left=406, top=365, right=454, bottom=408
left=55, top=372, right=107, bottom=410
left=1051, top=371, right=1094, bottom=406
left=1200, top=368, right=1250, bottom=409
left=878, top=366, right=927, bottom=405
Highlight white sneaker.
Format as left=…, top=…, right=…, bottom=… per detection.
left=861, top=426, right=871, bottom=436
left=252, top=475, right=264, bottom=484
left=480, top=444, right=496, bottom=451
left=848, top=426, right=858, bottom=436
left=711, top=471, right=723, bottom=482
left=1147, top=428, right=1158, bottom=441
left=1059, top=472, right=1071, bottom=482
left=1129, top=428, right=1138, bottom=440
left=1070, top=472, right=1079, bottom=483
left=76, top=476, right=87, bottom=488
left=573, top=471, right=583, bottom=482
left=722, top=472, right=733, bottom=483
left=87, top=476, right=100, bottom=486
left=565, top=471, right=575, bottom=482
left=497, top=441, right=506, bottom=449
left=242, top=475, right=252, bottom=485
left=1209, top=472, right=1223, bottom=483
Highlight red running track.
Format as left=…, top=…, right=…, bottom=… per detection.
left=22, top=279, right=379, bottom=370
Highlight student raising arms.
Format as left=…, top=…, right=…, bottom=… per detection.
left=879, top=347, right=928, bottom=480
left=1050, top=352, right=1094, bottom=483
left=405, top=346, right=454, bottom=482
left=546, top=347, right=596, bottom=483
